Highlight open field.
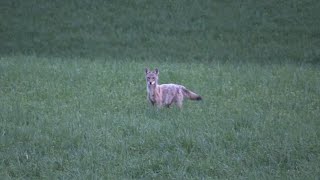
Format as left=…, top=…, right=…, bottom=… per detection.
left=1, top=57, right=319, bottom=179
left=1, top=0, right=320, bottom=63
left=1, top=0, right=320, bottom=179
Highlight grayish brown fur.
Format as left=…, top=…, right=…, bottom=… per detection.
left=145, top=68, right=202, bottom=108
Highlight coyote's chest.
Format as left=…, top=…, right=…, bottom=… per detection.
left=147, top=86, right=160, bottom=105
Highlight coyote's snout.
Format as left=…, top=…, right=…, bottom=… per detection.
left=145, top=68, right=202, bottom=108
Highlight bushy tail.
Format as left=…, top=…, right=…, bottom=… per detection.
left=182, top=87, right=202, bottom=101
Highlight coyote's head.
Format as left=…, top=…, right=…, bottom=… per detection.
left=145, top=68, right=159, bottom=86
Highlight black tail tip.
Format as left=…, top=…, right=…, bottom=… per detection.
left=196, top=96, right=202, bottom=101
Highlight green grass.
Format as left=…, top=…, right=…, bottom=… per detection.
left=1, top=0, right=320, bottom=63
left=1, top=57, right=319, bottom=179
left=1, top=0, right=320, bottom=179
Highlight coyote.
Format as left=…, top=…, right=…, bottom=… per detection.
left=145, top=68, right=202, bottom=108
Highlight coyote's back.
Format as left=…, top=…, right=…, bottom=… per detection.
left=145, top=68, right=202, bottom=108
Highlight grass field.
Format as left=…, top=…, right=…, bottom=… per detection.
left=1, top=0, right=320, bottom=179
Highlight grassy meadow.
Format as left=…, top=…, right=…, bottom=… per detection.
left=1, top=0, right=320, bottom=179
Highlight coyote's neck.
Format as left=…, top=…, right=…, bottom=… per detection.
left=147, top=84, right=160, bottom=102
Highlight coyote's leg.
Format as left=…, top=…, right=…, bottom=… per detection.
left=156, top=102, right=163, bottom=108
left=176, top=101, right=183, bottom=109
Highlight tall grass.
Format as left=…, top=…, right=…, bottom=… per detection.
left=1, top=57, right=319, bottom=179
left=1, top=0, right=320, bottom=179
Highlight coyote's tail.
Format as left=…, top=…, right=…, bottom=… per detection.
left=182, top=87, right=202, bottom=101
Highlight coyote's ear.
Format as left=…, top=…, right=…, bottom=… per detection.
left=145, top=68, right=150, bottom=74
left=155, top=68, right=159, bottom=75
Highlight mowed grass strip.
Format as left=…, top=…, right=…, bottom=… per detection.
left=0, top=56, right=319, bottom=179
